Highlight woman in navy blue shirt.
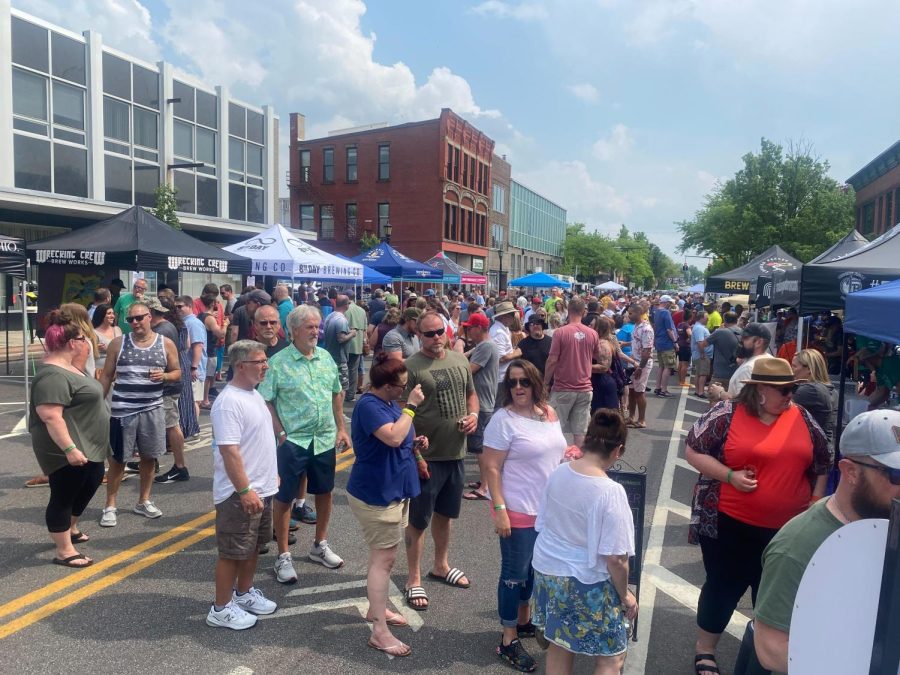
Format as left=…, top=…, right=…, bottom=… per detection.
left=349, top=353, right=427, bottom=658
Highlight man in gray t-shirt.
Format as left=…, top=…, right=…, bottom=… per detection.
left=460, top=313, right=498, bottom=476
left=706, top=312, right=740, bottom=384
left=382, top=308, right=422, bottom=360
left=323, top=295, right=358, bottom=396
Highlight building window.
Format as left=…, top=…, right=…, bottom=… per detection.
left=492, top=183, right=506, bottom=214
left=12, top=17, right=49, bottom=72
left=378, top=203, right=390, bottom=238
left=174, top=121, right=193, bottom=159
left=319, top=205, right=334, bottom=238
left=470, top=157, right=477, bottom=190
left=462, top=153, right=469, bottom=187
left=323, top=148, right=334, bottom=183
left=491, top=223, right=504, bottom=249
left=444, top=203, right=451, bottom=240
left=299, top=150, right=310, bottom=182
left=346, top=203, right=358, bottom=238
left=300, top=204, right=315, bottom=231
left=378, top=144, right=390, bottom=180
left=229, top=183, right=246, bottom=221
left=446, top=143, right=453, bottom=180
left=346, top=146, right=358, bottom=182
left=454, top=147, right=460, bottom=183
left=886, top=191, right=894, bottom=232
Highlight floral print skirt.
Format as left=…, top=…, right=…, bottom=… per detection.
left=530, top=571, right=628, bottom=657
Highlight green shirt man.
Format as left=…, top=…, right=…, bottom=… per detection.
left=114, top=279, right=148, bottom=334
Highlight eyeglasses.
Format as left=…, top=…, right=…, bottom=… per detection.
left=509, top=378, right=532, bottom=389
left=125, top=314, right=149, bottom=323
left=421, top=327, right=446, bottom=338
left=391, top=381, right=408, bottom=390
left=848, top=458, right=900, bottom=485
left=256, top=320, right=279, bottom=326
left=242, top=359, right=268, bottom=366
left=71, top=335, right=87, bottom=342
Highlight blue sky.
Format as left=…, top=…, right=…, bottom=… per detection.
left=15, top=0, right=900, bottom=259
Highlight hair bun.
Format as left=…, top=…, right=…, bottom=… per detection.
left=46, top=308, right=73, bottom=326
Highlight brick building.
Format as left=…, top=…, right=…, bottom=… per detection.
left=488, top=154, right=510, bottom=290
left=847, top=139, right=900, bottom=238
left=288, top=108, right=494, bottom=273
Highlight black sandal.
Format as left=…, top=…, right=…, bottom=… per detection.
left=694, top=653, right=720, bottom=674
left=404, top=586, right=428, bottom=611
left=52, top=554, right=93, bottom=568
left=71, top=531, right=89, bottom=544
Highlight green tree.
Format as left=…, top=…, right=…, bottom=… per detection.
left=677, top=138, right=855, bottom=267
left=150, top=184, right=181, bottom=230
left=359, top=231, right=380, bottom=253
left=561, top=223, right=625, bottom=281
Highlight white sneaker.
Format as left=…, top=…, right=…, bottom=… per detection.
left=133, top=500, right=162, bottom=519
left=233, top=587, right=277, bottom=615
left=99, top=507, right=117, bottom=527
left=206, top=601, right=258, bottom=630
left=309, top=540, right=344, bottom=569
left=274, top=552, right=297, bottom=584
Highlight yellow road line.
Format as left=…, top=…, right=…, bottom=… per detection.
left=0, top=510, right=216, bottom=621
left=0, top=453, right=358, bottom=638
left=0, top=527, right=215, bottom=639
left=335, top=451, right=356, bottom=472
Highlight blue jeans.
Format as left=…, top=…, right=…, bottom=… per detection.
left=498, top=526, right=538, bottom=627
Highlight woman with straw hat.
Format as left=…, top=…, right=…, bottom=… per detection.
left=684, top=356, right=832, bottom=675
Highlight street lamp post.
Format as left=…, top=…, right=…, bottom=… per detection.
left=497, top=249, right=504, bottom=292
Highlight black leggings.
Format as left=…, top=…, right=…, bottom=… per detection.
left=46, top=461, right=105, bottom=533
left=697, top=511, right=779, bottom=634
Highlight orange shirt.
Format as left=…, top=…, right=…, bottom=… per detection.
left=718, top=404, right=813, bottom=529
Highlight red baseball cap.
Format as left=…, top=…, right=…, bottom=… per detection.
left=461, top=313, right=490, bottom=329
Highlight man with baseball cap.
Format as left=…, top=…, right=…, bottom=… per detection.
left=523, top=296, right=543, bottom=322
left=747, top=410, right=900, bottom=674
left=710, top=323, right=772, bottom=401
left=652, top=295, right=677, bottom=397
left=229, top=290, right=271, bottom=344
left=489, top=301, right=521, bottom=404
left=460, top=312, right=499, bottom=501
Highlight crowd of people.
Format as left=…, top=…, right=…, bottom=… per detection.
left=25, top=279, right=900, bottom=674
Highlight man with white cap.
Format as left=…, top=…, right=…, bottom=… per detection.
left=747, top=409, right=900, bottom=674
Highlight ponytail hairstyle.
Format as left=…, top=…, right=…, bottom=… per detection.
left=583, top=408, right=628, bottom=459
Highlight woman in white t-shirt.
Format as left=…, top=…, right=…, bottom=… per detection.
left=481, top=359, right=567, bottom=673
left=531, top=409, right=638, bottom=675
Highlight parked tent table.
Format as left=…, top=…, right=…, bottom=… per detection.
left=27, top=206, right=250, bottom=274
left=224, top=223, right=362, bottom=282
left=706, top=245, right=801, bottom=294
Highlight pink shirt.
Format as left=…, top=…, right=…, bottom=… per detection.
left=548, top=322, right=599, bottom=392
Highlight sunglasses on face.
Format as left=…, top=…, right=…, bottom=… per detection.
left=773, top=385, right=795, bottom=396
left=257, top=320, right=279, bottom=326
left=421, top=327, right=445, bottom=338
left=509, top=378, right=532, bottom=389
left=126, top=314, right=149, bottom=323
left=848, top=458, right=900, bottom=486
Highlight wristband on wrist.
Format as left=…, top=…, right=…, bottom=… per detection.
left=493, top=504, right=507, bottom=512
left=402, top=408, right=415, bottom=419
left=405, top=403, right=418, bottom=412
left=62, top=443, right=77, bottom=454
left=726, top=469, right=733, bottom=485
left=238, top=486, right=252, bottom=495
left=277, top=430, right=286, bottom=438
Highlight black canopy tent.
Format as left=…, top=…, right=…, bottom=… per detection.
left=26, top=206, right=251, bottom=274
left=706, top=245, right=801, bottom=294
left=800, top=224, right=900, bottom=315
left=808, top=229, right=869, bottom=264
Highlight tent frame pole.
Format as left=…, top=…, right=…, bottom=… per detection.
left=22, top=260, right=31, bottom=426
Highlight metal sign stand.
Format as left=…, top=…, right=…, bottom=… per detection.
left=608, top=460, right=648, bottom=642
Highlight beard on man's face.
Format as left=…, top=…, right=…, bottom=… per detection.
left=850, top=468, right=892, bottom=520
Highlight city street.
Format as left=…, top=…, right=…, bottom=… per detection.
left=0, top=372, right=753, bottom=675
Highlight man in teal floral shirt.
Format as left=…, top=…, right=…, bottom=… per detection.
left=259, top=304, right=352, bottom=584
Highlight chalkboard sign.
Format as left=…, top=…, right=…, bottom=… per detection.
left=608, top=468, right=647, bottom=641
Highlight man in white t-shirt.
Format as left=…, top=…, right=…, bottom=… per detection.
left=490, top=301, right=522, bottom=404
left=709, top=323, right=772, bottom=401
left=207, top=340, right=279, bottom=631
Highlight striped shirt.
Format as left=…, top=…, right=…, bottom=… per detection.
left=111, top=332, right=165, bottom=418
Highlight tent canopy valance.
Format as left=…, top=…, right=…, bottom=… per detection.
left=224, top=223, right=363, bottom=282
left=27, top=206, right=251, bottom=274
left=801, top=224, right=900, bottom=314
left=423, top=251, right=486, bottom=285
left=352, top=242, right=442, bottom=280
left=508, top=272, right=571, bottom=289
left=706, top=245, right=801, bottom=294
left=335, top=254, right=391, bottom=284
left=0, top=235, right=26, bottom=278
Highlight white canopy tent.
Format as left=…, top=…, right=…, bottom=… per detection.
left=224, top=224, right=364, bottom=283
left=596, top=280, right=627, bottom=291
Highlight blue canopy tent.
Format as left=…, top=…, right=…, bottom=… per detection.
left=336, top=255, right=391, bottom=285
left=844, top=279, right=900, bottom=345
left=508, top=272, right=571, bottom=289
left=352, top=242, right=442, bottom=281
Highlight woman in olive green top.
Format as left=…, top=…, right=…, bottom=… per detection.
left=29, top=309, right=112, bottom=568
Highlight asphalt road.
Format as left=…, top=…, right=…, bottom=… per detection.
left=0, top=372, right=754, bottom=675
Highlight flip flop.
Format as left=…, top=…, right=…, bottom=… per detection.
left=627, top=421, right=647, bottom=429
left=404, top=586, right=428, bottom=611
left=368, top=638, right=411, bottom=657
left=427, top=567, right=470, bottom=588
left=52, top=554, right=93, bottom=568
left=462, top=489, right=489, bottom=501
left=70, top=531, right=90, bottom=544
left=465, top=480, right=482, bottom=490
left=365, top=613, right=409, bottom=627
left=24, top=476, right=49, bottom=488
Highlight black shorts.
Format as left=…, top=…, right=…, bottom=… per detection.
left=678, top=346, right=692, bottom=363
left=274, top=440, right=335, bottom=504
left=466, top=410, right=493, bottom=455
left=408, top=459, right=465, bottom=530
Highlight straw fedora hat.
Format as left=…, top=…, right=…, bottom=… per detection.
left=740, top=356, right=807, bottom=386
left=492, top=301, right=518, bottom=318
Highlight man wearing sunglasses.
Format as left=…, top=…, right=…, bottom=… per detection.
left=709, top=323, right=771, bottom=402
left=750, top=409, right=900, bottom=674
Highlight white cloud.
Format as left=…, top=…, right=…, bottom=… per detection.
left=469, top=1, right=548, bottom=21
left=568, top=83, right=600, bottom=103
left=12, top=0, right=160, bottom=61
left=592, top=124, right=633, bottom=161
left=625, top=0, right=691, bottom=46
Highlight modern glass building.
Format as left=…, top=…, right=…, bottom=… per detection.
left=508, top=179, right=566, bottom=278
left=0, top=1, right=281, bottom=246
